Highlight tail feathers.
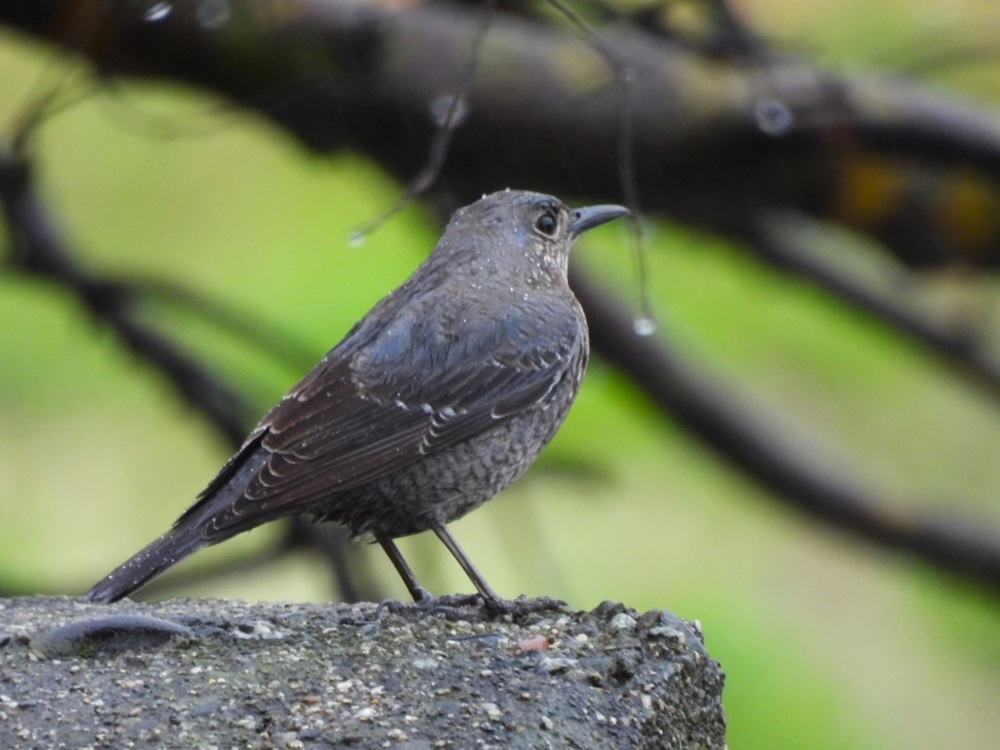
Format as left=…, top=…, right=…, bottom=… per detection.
left=84, top=525, right=206, bottom=603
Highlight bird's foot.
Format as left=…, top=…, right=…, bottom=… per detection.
left=375, top=592, right=484, bottom=620
left=481, top=594, right=567, bottom=619
left=375, top=593, right=566, bottom=621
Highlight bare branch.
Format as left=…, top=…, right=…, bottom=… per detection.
left=0, top=145, right=255, bottom=446
left=571, top=265, right=1000, bottom=591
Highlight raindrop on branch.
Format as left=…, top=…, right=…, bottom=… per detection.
left=429, top=93, right=470, bottom=129
left=754, top=97, right=794, bottom=137
left=196, top=0, right=231, bottom=29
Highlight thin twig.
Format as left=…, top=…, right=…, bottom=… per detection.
left=544, top=0, right=654, bottom=330
left=351, top=0, right=501, bottom=240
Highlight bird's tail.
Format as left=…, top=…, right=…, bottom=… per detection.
left=84, top=525, right=206, bottom=603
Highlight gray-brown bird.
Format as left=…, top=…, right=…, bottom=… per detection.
left=85, top=190, right=628, bottom=611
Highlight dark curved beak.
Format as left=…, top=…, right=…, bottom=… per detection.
left=570, top=204, right=629, bottom=237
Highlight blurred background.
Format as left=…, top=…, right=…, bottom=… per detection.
left=2, top=0, right=1000, bottom=748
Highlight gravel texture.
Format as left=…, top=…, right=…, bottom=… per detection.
left=0, top=596, right=726, bottom=749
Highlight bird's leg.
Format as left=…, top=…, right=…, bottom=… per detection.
left=378, top=537, right=433, bottom=603
left=431, top=525, right=502, bottom=603
left=376, top=529, right=565, bottom=620
left=431, top=525, right=566, bottom=617
left=375, top=535, right=483, bottom=618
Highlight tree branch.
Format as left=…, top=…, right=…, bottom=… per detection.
left=5, top=0, right=1000, bottom=591
left=571, top=266, right=1000, bottom=591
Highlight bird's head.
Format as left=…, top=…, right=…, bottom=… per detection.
left=435, top=189, right=628, bottom=288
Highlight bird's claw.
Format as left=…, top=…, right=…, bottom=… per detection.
left=483, top=594, right=567, bottom=618
left=375, top=593, right=566, bottom=621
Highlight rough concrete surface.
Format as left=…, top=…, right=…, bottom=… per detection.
left=0, top=597, right=726, bottom=749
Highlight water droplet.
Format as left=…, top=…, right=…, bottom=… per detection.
left=347, top=231, right=366, bottom=248
left=143, top=1, right=173, bottom=22
left=633, top=315, right=657, bottom=337
left=428, top=93, right=469, bottom=128
left=754, top=97, right=794, bottom=137
left=196, top=0, right=230, bottom=29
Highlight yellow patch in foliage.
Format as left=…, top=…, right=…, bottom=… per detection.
left=831, top=155, right=905, bottom=228
left=934, top=170, right=1000, bottom=261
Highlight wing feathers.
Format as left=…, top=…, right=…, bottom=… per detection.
left=197, top=301, right=583, bottom=534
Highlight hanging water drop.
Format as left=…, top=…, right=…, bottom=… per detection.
left=143, top=1, right=173, bottom=22
left=633, top=315, right=657, bottom=337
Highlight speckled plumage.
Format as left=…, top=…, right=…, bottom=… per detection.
left=85, top=190, right=627, bottom=607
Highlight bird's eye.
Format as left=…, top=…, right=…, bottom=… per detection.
left=534, top=211, right=558, bottom=237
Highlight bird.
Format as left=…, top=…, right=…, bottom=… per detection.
left=84, top=189, right=628, bottom=612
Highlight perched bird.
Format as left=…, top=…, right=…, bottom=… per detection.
left=85, top=190, right=628, bottom=611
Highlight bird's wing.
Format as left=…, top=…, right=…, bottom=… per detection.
left=191, top=303, right=584, bottom=535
